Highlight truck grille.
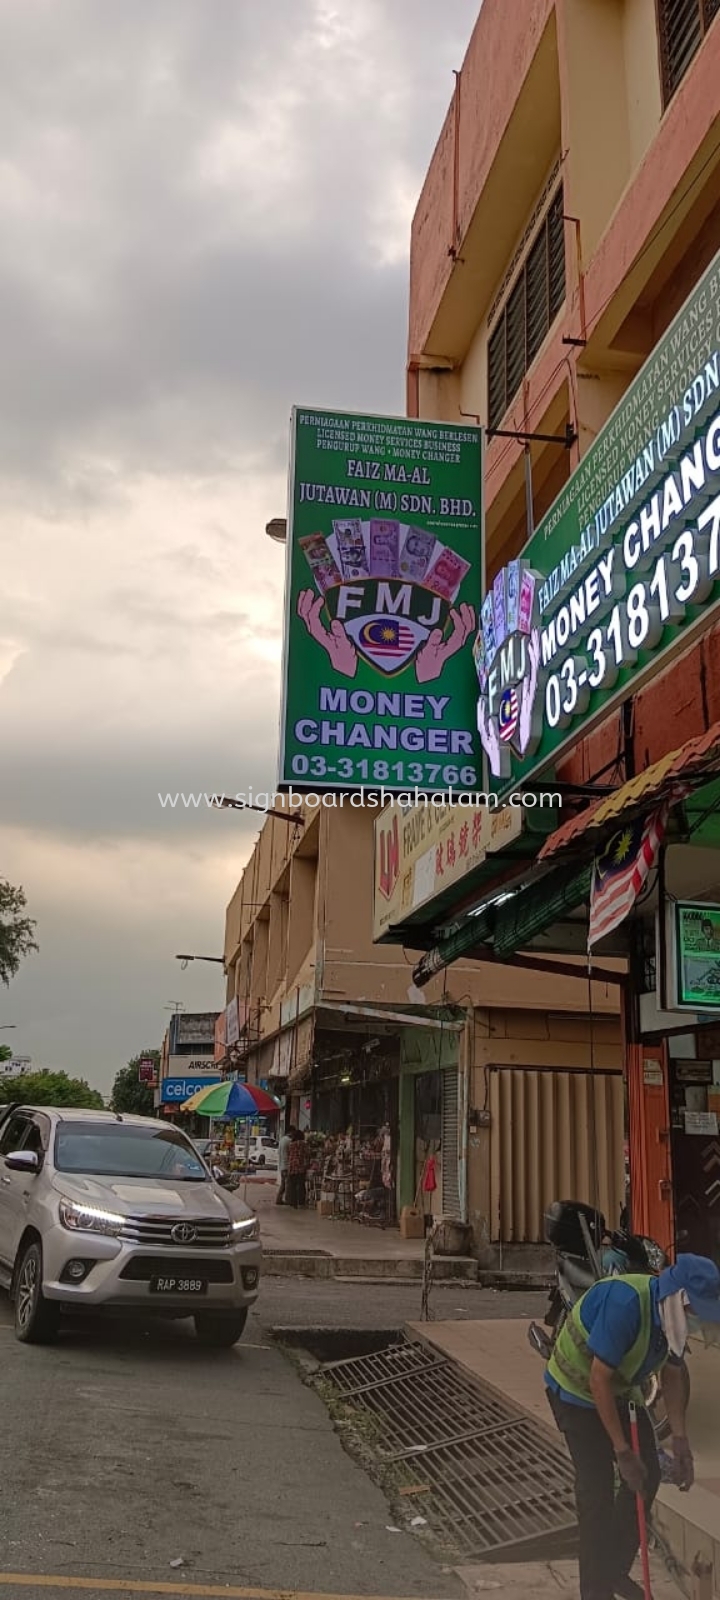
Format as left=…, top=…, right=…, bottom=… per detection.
left=119, top=1256, right=234, bottom=1282
left=119, top=1215, right=233, bottom=1248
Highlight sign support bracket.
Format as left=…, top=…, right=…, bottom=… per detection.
left=486, top=424, right=577, bottom=448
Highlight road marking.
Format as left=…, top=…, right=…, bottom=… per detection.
left=0, top=1577, right=427, bottom=1600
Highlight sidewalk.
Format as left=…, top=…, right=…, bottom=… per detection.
left=409, top=1315, right=720, bottom=1597
left=254, top=1184, right=477, bottom=1280
left=455, top=1557, right=682, bottom=1598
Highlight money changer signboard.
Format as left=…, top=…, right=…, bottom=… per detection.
left=279, top=409, right=483, bottom=793
left=476, top=247, right=720, bottom=794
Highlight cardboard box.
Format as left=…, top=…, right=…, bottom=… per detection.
left=316, top=1200, right=334, bottom=1217
left=399, top=1206, right=424, bottom=1239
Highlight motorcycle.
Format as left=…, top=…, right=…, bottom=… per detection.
left=211, top=1164, right=240, bottom=1191
left=528, top=1198, right=690, bottom=1444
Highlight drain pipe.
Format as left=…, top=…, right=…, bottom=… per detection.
left=459, top=1013, right=471, bottom=1225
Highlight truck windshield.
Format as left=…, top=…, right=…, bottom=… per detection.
left=54, top=1123, right=208, bottom=1180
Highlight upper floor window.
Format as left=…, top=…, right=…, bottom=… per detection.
left=657, top=0, right=719, bottom=104
left=487, top=187, right=565, bottom=434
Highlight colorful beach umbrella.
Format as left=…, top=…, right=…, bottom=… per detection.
left=181, top=1080, right=281, bottom=1118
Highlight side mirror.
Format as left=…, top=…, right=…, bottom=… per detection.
left=4, top=1150, right=40, bottom=1173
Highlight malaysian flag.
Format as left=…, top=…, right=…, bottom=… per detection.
left=359, top=619, right=416, bottom=656
left=499, top=687, right=519, bottom=743
left=588, top=804, right=669, bottom=951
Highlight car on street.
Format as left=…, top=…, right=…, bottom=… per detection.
left=191, top=1136, right=213, bottom=1162
left=245, top=1135, right=278, bottom=1169
left=0, top=1106, right=261, bottom=1346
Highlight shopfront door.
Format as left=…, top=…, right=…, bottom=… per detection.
left=669, top=1057, right=720, bottom=1264
left=627, top=1044, right=674, bottom=1257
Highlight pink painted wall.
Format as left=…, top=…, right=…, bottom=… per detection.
left=408, top=0, right=555, bottom=358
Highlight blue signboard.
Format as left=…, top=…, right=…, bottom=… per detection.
left=160, top=1074, right=221, bottom=1104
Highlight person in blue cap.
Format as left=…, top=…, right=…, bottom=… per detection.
left=545, top=1254, right=720, bottom=1600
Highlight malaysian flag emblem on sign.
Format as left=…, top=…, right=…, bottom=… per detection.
left=498, top=687, right=519, bottom=743
left=359, top=619, right=415, bottom=655
left=588, top=804, right=669, bottom=951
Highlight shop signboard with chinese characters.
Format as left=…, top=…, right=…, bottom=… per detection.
left=477, top=246, right=720, bottom=794
left=279, top=408, right=483, bottom=793
left=373, top=801, right=523, bottom=940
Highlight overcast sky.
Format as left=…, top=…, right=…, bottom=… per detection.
left=0, top=0, right=476, bottom=1093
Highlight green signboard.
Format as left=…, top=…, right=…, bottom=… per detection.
left=477, top=247, right=720, bottom=794
left=279, top=408, right=483, bottom=792
left=674, top=902, right=720, bottom=1010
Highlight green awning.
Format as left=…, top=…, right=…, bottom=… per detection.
left=492, top=864, right=592, bottom=958
left=412, top=862, right=592, bottom=985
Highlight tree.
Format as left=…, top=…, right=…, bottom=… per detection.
left=0, top=880, right=38, bottom=986
left=0, top=1070, right=104, bottom=1108
left=0, top=1045, right=11, bottom=1065
left=111, top=1051, right=159, bottom=1116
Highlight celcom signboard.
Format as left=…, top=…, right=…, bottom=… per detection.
left=279, top=409, right=483, bottom=793
left=160, top=1074, right=221, bottom=1104
left=477, top=247, right=720, bottom=794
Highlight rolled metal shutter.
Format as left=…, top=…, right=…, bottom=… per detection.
left=441, top=1069, right=461, bottom=1217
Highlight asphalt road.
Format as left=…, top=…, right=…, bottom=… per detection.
left=0, top=1279, right=547, bottom=1600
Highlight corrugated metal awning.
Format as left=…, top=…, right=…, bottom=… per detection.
left=538, top=720, right=720, bottom=865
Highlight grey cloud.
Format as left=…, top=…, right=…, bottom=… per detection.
left=0, top=0, right=476, bottom=1086
left=0, top=0, right=473, bottom=490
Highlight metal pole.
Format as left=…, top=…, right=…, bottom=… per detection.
left=243, top=1119, right=250, bottom=1204
left=629, top=1401, right=653, bottom=1600
left=524, top=445, right=534, bottom=542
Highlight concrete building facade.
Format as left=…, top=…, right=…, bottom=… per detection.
left=391, top=0, right=720, bottom=1259
left=223, top=800, right=621, bottom=1253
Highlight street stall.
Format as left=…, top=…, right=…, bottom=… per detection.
left=315, top=1125, right=395, bottom=1226
left=181, top=1079, right=282, bottom=1200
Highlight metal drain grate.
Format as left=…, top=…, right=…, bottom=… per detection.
left=321, top=1338, right=577, bottom=1559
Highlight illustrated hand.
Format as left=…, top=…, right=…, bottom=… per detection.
left=478, top=696, right=502, bottom=779
left=518, top=627, right=541, bottom=755
left=671, top=1436, right=694, bottom=1491
left=616, top=1448, right=648, bottom=1497
left=297, top=589, right=357, bottom=678
left=415, top=603, right=476, bottom=684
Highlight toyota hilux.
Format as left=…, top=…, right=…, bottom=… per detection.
left=0, top=1106, right=261, bottom=1345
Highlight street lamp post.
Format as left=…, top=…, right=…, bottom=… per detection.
left=210, top=795, right=302, bottom=824
left=175, top=954, right=225, bottom=971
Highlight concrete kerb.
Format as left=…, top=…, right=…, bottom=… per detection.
left=261, top=1250, right=479, bottom=1281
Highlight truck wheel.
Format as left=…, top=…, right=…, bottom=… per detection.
left=14, top=1242, right=60, bottom=1345
left=194, top=1309, right=248, bottom=1348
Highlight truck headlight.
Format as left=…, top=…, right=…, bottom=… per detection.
left=232, top=1215, right=260, bottom=1241
left=58, top=1199, right=125, bottom=1237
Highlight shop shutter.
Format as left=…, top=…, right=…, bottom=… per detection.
left=489, top=1066, right=625, bottom=1244
left=441, top=1069, right=461, bottom=1217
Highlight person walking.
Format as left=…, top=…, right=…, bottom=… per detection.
left=544, top=1254, right=720, bottom=1600
left=286, top=1128, right=308, bottom=1209
left=276, top=1123, right=295, bottom=1205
